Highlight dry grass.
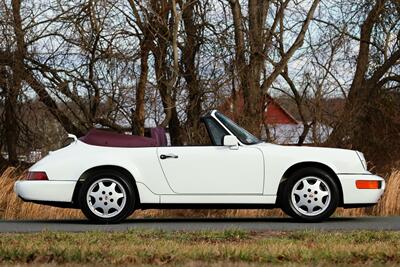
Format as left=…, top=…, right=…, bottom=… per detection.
left=0, top=230, right=399, bottom=265
left=0, top=167, right=399, bottom=220
left=0, top=168, right=82, bottom=220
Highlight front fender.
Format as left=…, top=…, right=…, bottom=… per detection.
left=259, top=144, right=367, bottom=195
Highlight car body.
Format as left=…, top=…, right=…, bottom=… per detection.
left=15, top=110, right=385, bottom=223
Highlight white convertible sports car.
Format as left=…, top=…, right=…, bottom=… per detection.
left=15, top=110, right=385, bottom=223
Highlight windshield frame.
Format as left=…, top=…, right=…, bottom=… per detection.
left=214, top=111, right=262, bottom=145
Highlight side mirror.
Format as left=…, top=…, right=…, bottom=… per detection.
left=223, top=135, right=239, bottom=150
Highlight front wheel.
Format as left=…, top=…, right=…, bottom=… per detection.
left=79, top=169, right=135, bottom=223
left=280, top=167, right=339, bottom=222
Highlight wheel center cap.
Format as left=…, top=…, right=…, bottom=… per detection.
left=309, top=194, right=314, bottom=198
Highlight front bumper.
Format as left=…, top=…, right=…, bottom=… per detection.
left=14, top=181, right=77, bottom=203
left=339, top=174, right=385, bottom=205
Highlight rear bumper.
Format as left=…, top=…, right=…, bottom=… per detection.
left=338, top=174, right=385, bottom=205
left=14, top=180, right=76, bottom=203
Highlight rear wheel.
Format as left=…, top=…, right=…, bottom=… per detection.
left=280, top=167, right=339, bottom=222
left=79, top=169, right=135, bottom=223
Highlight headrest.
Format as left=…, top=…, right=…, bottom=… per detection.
left=151, top=127, right=167, bottom=146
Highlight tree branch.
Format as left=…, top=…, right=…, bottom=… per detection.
left=261, top=0, right=320, bottom=94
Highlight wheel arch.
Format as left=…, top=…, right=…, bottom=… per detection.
left=277, top=161, right=344, bottom=206
left=72, top=165, right=140, bottom=207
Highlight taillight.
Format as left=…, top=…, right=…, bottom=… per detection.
left=356, top=180, right=381, bottom=189
left=26, top=171, right=48, bottom=181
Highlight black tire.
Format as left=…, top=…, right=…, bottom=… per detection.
left=279, top=167, right=339, bottom=222
left=78, top=169, right=136, bottom=224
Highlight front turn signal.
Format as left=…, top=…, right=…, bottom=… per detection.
left=26, top=171, right=48, bottom=181
left=356, top=180, right=381, bottom=189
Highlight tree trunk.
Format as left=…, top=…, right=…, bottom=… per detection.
left=0, top=153, right=8, bottom=171
left=4, top=0, right=25, bottom=165
left=133, top=40, right=150, bottom=136
left=4, top=88, right=19, bottom=164
left=327, top=0, right=387, bottom=147
left=168, top=108, right=182, bottom=146
left=328, top=81, right=378, bottom=147
left=229, top=0, right=264, bottom=135
left=298, top=123, right=312, bottom=146
left=0, top=60, right=18, bottom=165
left=149, top=0, right=183, bottom=145
left=182, top=0, right=202, bottom=143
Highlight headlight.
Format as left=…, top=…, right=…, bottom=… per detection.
left=356, top=151, right=367, bottom=170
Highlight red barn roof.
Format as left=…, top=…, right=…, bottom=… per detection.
left=220, top=93, right=298, bottom=125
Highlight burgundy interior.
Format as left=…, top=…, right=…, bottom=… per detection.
left=79, top=127, right=167, bottom=148
left=151, top=127, right=168, bottom=146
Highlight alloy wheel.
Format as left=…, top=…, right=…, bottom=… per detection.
left=290, top=176, right=331, bottom=216
left=86, top=178, right=127, bottom=218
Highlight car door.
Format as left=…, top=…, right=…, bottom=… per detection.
left=157, top=145, right=264, bottom=194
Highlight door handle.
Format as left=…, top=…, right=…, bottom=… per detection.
left=160, top=154, right=179, bottom=160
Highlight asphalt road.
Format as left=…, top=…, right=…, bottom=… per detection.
left=0, top=216, right=399, bottom=233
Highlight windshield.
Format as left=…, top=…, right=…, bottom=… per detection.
left=215, top=112, right=261, bottom=145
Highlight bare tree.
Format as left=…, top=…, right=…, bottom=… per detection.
left=325, top=0, right=400, bottom=166
left=228, top=0, right=320, bottom=134
left=0, top=0, right=399, bottom=170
